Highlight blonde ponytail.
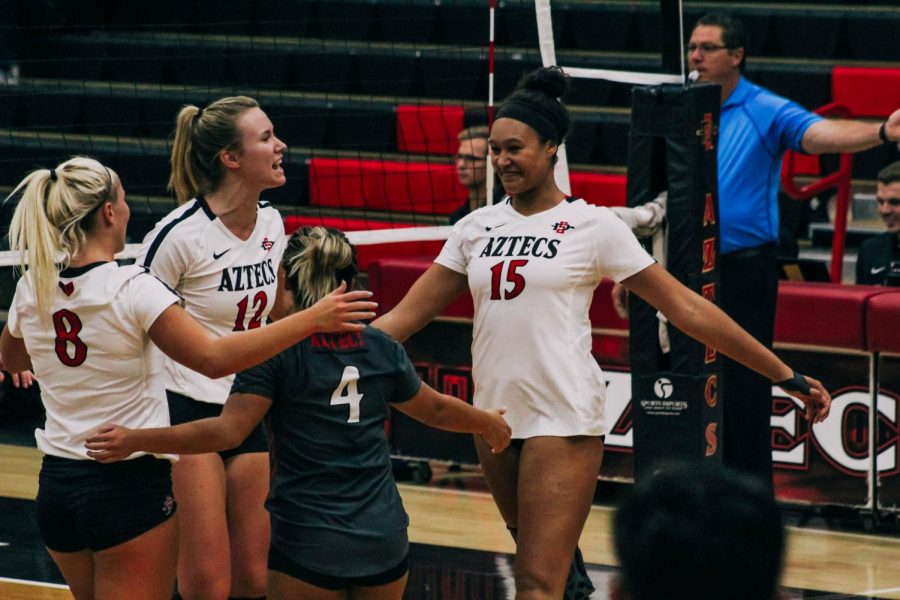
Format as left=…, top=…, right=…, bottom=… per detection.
left=283, top=227, right=358, bottom=310
left=6, top=157, right=118, bottom=314
left=168, top=96, right=259, bottom=204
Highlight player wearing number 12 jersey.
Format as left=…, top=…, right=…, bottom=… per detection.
left=139, top=197, right=286, bottom=408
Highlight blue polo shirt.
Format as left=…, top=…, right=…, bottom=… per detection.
left=718, top=77, right=822, bottom=254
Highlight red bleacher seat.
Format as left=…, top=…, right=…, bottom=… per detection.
left=308, top=157, right=464, bottom=215
left=569, top=172, right=627, bottom=207
left=866, top=291, right=900, bottom=354
left=283, top=216, right=443, bottom=271
left=774, top=281, right=885, bottom=351
left=396, top=104, right=465, bottom=155
left=831, top=66, right=900, bottom=118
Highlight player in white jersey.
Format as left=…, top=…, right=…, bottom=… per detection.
left=0, top=157, right=376, bottom=600
left=373, top=67, right=832, bottom=600
left=137, top=96, right=288, bottom=600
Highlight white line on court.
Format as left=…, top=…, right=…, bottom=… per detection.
left=0, top=576, right=69, bottom=589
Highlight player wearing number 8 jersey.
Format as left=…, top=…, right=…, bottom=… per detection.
left=0, top=157, right=377, bottom=600
left=137, top=95, right=288, bottom=600
left=84, top=226, right=511, bottom=600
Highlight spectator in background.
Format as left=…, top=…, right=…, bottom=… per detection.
left=615, top=13, right=900, bottom=491
left=610, top=461, right=785, bottom=600
left=449, top=125, right=491, bottom=224
left=857, top=161, right=900, bottom=286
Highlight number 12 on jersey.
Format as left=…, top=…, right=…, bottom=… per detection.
left=331, top=366, right=364, bottom=423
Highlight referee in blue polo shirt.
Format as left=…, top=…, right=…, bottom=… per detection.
left=688, top=13, right=900, bottom=490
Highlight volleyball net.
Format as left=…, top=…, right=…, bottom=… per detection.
left=0, top=0, right=688, bottom=269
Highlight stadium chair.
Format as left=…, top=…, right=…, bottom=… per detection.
left=846, top=12, right=900, bottom=61
left=291, top=52, right=354, bottom=94
left=191, top=0, right=253, bottom=35
left=356, top=54, right=419, bottom=97
left=564, top=119, right=599, bottom=165
left=418, top=54, right=487, bottom=101
left=77, top=95, right=144, bottom=138
left=568, top=4, right=635, bottom=52
left=569, top=172, right=627, bottom=207
left=264, top=104, right=331, bottom=149
left=308, top=158, right=462, bottom=215
left=396, top=104, right=465, bottom=156
left=315, top=2, right=375, bottom=41
left=772, top=11, right=844, bottom=60
left=228, top=47, right=292, bottom=90
left=21, top=92, right=82, bottom=134
left=439, top=5, right=493, bottom=46
left=378, top=3, right=439, bottom=45
left=330, top=104, right=397, bottom=153
left=252, top=0, right=312, bottom=37
left=597, top=118, right=631, bottom=167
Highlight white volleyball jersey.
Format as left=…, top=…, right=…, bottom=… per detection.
left=435, top=198, right=654, bottom=438
left=139, top=197, right=286, bottom=405
left=7, top=262, right=179, bottom=460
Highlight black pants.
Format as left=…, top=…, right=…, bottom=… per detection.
left=720, top=243, right=778, bottom=493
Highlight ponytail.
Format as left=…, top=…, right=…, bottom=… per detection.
left=282, top=227, right=358, bottom=310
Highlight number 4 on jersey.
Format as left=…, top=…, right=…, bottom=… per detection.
left=331, top=366, right=364, bottom=423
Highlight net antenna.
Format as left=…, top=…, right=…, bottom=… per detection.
left=531, top=0, right=688, bottom=194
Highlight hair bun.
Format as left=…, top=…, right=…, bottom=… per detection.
left=518, top=66, right=569, bottom=99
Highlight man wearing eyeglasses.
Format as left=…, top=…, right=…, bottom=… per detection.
left=448, top=125, right=491, bottom=225
left=688, top=13, right=900, bottom=490
left=857, top=161, right=900, bottom=286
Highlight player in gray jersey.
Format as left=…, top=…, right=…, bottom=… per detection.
left=0, top=158, right=376, bottom=600
left=86, top=226, right=511, bottom=600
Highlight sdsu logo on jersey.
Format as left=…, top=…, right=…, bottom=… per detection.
left=552, top=221, right=574, bottom=234
left=261, top=237, right=275, bottom=251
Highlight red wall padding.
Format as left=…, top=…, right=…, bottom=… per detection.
left=283, top=216, right=443, bottom=271
left=308, top=158, right=465, bottom=215
left=396, top=104, right=466, bottom=155
left=569, top=172, right=628, bottom=207
left=832, top=67, right=900, bottom=118
left=866, top=291, right=900, bottom=354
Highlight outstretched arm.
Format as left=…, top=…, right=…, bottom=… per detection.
left=86, top=393, right=270, bottom=462
left=392, top=383, right=511, bottom=454
left=151, top=282, right=376, bottom=379
left=371, top=264, right=469, bottom=342
left=802, top=107, right=900, bottom=154
left=621, top=264, right=831, bottom=422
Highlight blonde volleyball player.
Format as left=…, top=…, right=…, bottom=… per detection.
left=371, top=66, right=832, bottom=600
left=138, top=96, right=290, bottom=599
left=0, top=157, right=376, bottom=600
left=85, top=226, right=511, bottom=600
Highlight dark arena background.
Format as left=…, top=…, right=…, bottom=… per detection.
left=2, top=0, right=900, bottom=598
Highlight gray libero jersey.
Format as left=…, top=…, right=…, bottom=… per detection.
left=231, top=325, right=421, bottom=577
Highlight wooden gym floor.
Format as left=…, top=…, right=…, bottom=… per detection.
left=2, top=434, right=900, bottom=599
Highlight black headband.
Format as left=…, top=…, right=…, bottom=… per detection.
left=494, top=99, right=564, bottom=144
